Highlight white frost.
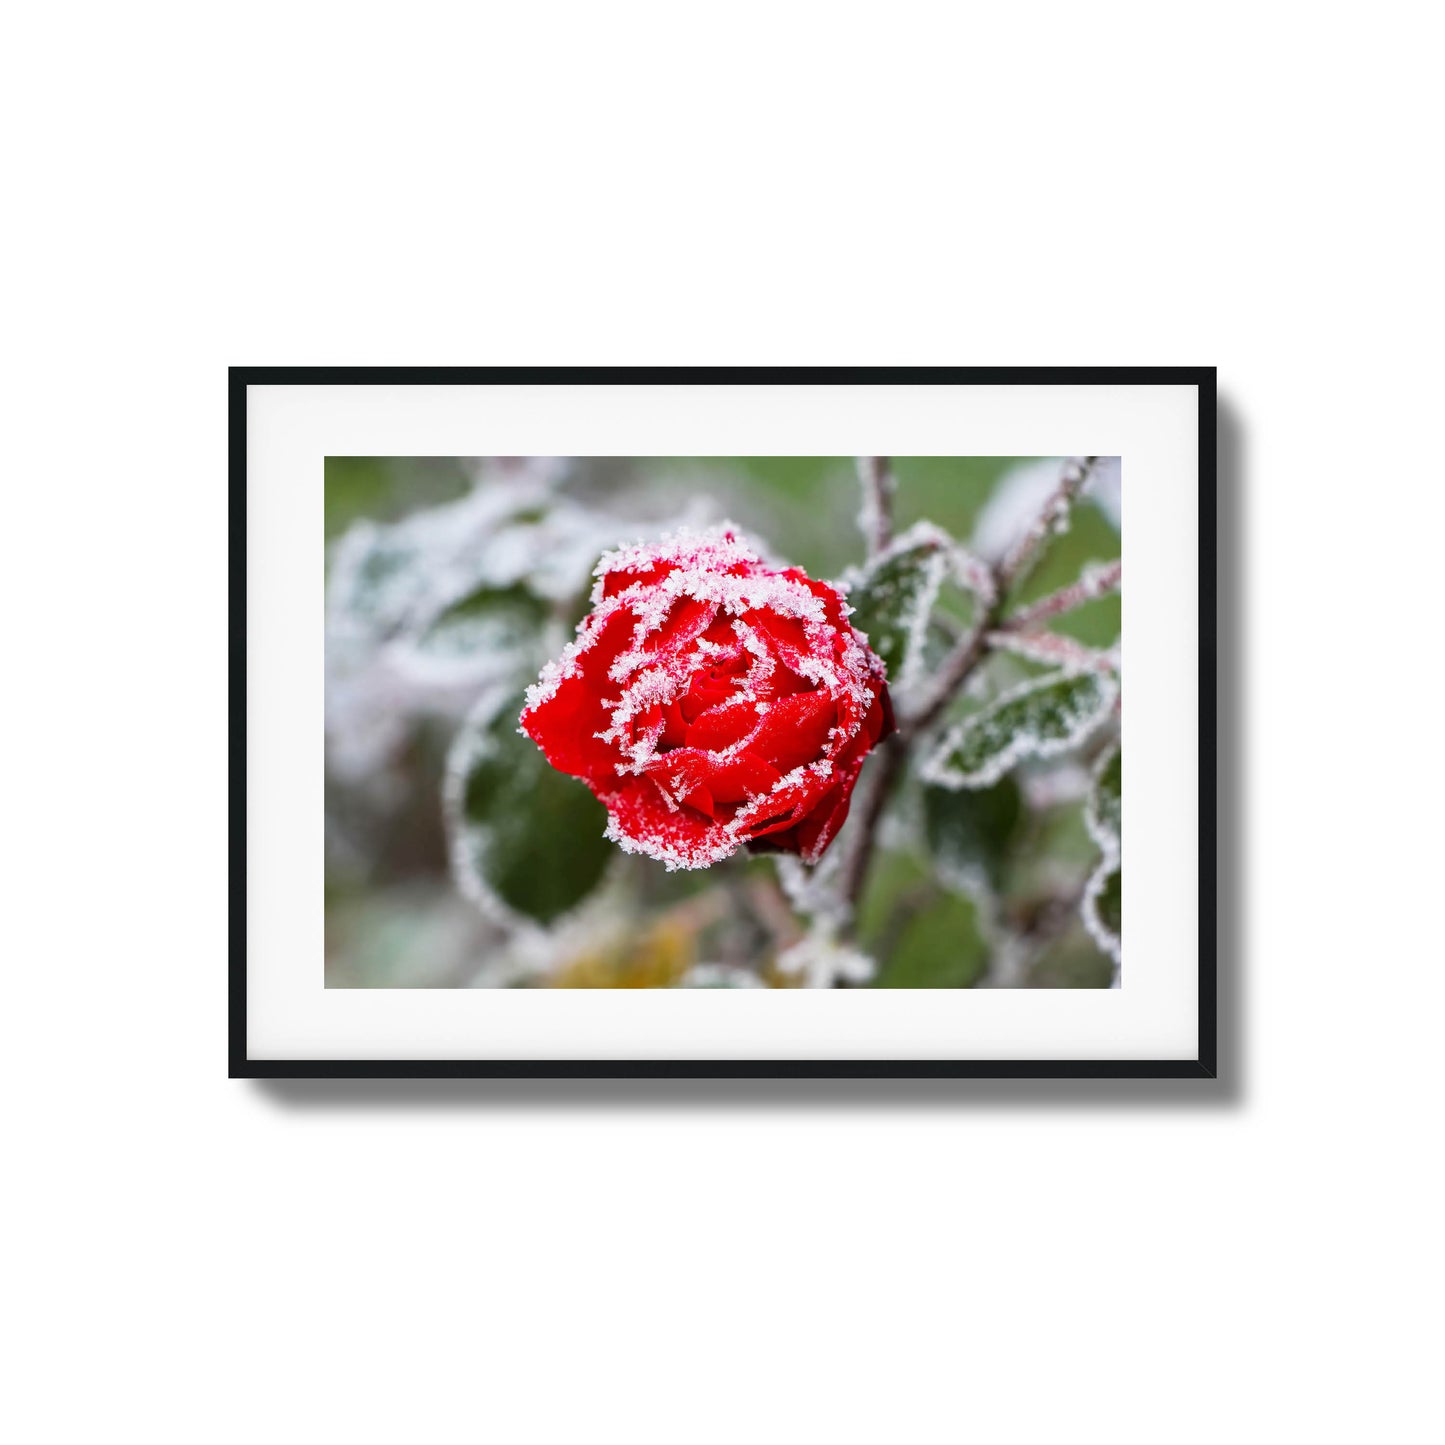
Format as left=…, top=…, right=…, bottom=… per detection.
left=920, top=668, right=1119, bottom=791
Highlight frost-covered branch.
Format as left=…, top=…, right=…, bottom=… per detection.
left=985, top=629, right=1115, bottom=673
left=996, top=456, right=1098, bottom=596
left=856, top=456, right=896, bottom=558
left=1001, top=559, right=1121, bottom=632
left=899, top=595, right=1000, bottom=740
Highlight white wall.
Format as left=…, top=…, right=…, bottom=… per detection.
left=6, top=4, right=1440, bottom=1442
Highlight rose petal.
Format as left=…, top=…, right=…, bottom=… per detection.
left=685, top=698, right=762, bottom=753
left=658, top=700, right=689, bottom=751
left=633, top=595, right=719, bottom=669
left=520, top=605, right=636, bottom=784
left=792, top=570, right=851, bottom=630
left=744, top=690, right=838, bottom=775
left=644, top=747, right=781, bottom=817
left=600, top=561, right=669, bottom=599
left=603, top=775, right=735, bottom=869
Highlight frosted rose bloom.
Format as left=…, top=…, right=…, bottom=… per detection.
left=520, top=527, right=893, bottom=869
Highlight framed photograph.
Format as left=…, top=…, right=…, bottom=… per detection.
left=235, top=367, right=1215, bottom=1078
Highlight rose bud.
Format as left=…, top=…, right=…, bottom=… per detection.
left=520, top=526, right=893, bottom=870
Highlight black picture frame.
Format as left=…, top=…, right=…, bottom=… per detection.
left=232, top=366, right=1217, bottom=1080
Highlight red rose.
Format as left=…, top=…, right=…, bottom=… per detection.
left=520, top=527, right=894, bottom=869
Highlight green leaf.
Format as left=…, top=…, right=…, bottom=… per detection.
left=1087, top=746, right=1121, bottom=850
left=412, top=583, right=548, bottom=664
left=923, top=776, right=1022, bottom=891
left=924, top=669, right=1118, bottom=789
left=446, top=690, right=611, bottom=925
left=844, top=522, right=951, bottom=688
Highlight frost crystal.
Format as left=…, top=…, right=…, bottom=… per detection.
left=1082, top=856, right=1122, bottom=979
left=775, top=928, right=876, bottom=988
left=1081, top=744, right=1122, bottom=985
left=1085, top=745, right=1122, bottom=854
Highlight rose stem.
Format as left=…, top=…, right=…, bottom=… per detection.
left=856, top=456, right=896, bottom=559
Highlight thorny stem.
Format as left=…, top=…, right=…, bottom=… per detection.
left=838, top=455, right=1099, bottom=924
left=1001, top=559, right=1121, bottom=633
left=856, top=456, right=895, bottom=558
left=900, top=597, right=1001, bottom=741
left=996, top=455, right=1099, bottom=596
left=985, top=628, right=1114, bottom=673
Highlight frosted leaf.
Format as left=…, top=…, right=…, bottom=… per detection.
left=775, top=928, right=876, bottom=989
left=330, top=474, right=615, bottom=654
left=419, top=497, right=627, bottom=613
left=680, top=964, right=765, bottom=989
left=1080, top=744, right=1122, bottom=983
left=419, top=590, right=541, bottom=658
left=922, top=669, right=1119, bottom=790
left=839, top=521, right=952, bottom=697
left=1086, top=746, right=1122, bottom=854
left=393, top=583, right=548, bottom=688
left=1082, top=856, right=1122, bottom=975
left=327, top=478, right=637, bottom=775
left=445, top=688, right=612, bottom=927
left=326, top=520, right=434, bottom=641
